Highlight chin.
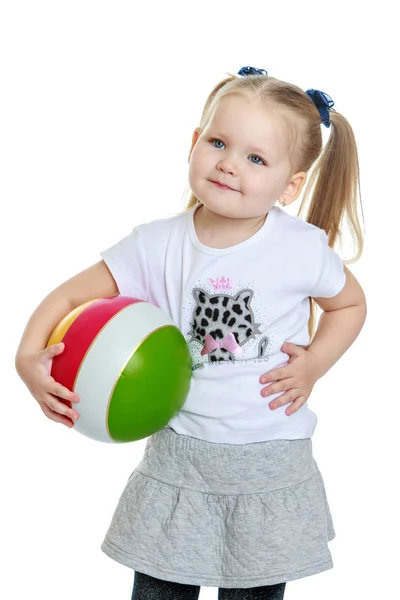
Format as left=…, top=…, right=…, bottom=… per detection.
left=204, top=204, right=244, bottom=220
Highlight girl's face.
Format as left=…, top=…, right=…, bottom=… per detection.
left=188, top=94, right=305, bottom=221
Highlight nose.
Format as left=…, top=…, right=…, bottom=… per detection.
left=217, top=158, right=237, bottom=175
left=217, top=151, right=237, bottom=175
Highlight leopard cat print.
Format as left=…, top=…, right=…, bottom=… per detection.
left=189, top=288, right=261, bottom=363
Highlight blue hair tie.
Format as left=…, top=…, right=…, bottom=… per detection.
left=305, top=89, right=335, bottom=128
left=238, top=66, right=268, bottom=77
left=237, top=66, right=335, bottom=129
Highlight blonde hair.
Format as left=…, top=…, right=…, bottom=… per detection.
left=183, top=72, right=364, bottom=341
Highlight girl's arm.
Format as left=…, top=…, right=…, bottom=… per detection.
left=308, top=266, right=367, bottom=379
left=15, top=260, right=118, bottom=366
left=15, top=260, right=120, bottom=428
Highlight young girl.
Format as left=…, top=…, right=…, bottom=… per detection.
left=15, top=66, right=367, bottom=599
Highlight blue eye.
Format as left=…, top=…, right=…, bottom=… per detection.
left=211, top=139, right=225, bottom=149
left=210, top=139, right=266, bottom=166
left=250, top=155, right=265, bottom=165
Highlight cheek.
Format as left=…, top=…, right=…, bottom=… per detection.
left=249, top=173, right=276, bottom=197
left=188, top=160, right=203, bottom=194
left=244, top=174, right=265, bottom=196
left=188, top=156, right=199, bottom=177
left=189, top=150, right=208, bottom=181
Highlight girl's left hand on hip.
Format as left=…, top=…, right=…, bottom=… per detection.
left=259, top=342, right=320, bottom=416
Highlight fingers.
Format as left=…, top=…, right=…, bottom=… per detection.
left=40, top=393, right=80, bottom=425
left=265, top=389, right=307, bottom=416
left=44, top=342, right=65, bottom=357
left=261, top=378, right=293, bottom=397
left=40, top=380, right=80, bottom=425
left=48, top=379, right=80, bottom=404
left=20, top=344, right=81, bottom=428
left=260, top=365, right=288, bottom=384
left=40, top=401, right=75, bottom=428
left=268, top=388, right=297, bottom=407
left=285, top=396, right=307, bottom=416
left=44, top=344, right=80, bottom=404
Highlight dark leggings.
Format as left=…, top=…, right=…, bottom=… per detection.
left=131, top=571, right=286, bottom=599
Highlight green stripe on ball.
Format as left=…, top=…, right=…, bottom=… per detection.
left=108, top=325, right=192, bottom=442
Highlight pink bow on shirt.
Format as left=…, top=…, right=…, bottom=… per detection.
left=201, top=333, right=243, bottom=356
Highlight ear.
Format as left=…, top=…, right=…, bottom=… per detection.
left=277, top=171, right=307, bottom=206
left=188, top=128, right=201, bottom=163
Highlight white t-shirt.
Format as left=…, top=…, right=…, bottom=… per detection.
left=100, top=204, right=346, bottom=444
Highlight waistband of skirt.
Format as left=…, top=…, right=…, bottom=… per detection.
left=136, top=427, right=316, bottom=495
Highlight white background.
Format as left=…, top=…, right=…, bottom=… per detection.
left=1, top=1, right=398, bottom=598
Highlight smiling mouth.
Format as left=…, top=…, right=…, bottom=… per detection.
left=210, top=180, right=237, bottom=191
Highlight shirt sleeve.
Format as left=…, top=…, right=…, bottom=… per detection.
left=310, top=228, right=346, bottom=298
left=100, top=227, right=148, bottom=300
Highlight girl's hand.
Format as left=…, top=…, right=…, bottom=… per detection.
left=259, top=342, right=320, bottom=416
left=16, top=343, right=80, bottom=428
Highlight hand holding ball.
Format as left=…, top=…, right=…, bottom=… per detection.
left=47, top=297, right=192, bottom=443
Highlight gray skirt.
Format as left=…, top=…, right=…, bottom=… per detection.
left=101, top=426, right=335, bottom=589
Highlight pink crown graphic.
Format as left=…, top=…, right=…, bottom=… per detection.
left=209, top=276, right=236, bottom=290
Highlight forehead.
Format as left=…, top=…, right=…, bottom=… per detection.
left=206, top=94, right=289, bottom=159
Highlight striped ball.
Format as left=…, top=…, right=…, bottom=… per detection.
left=47, top=296, right=192, bottom=443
